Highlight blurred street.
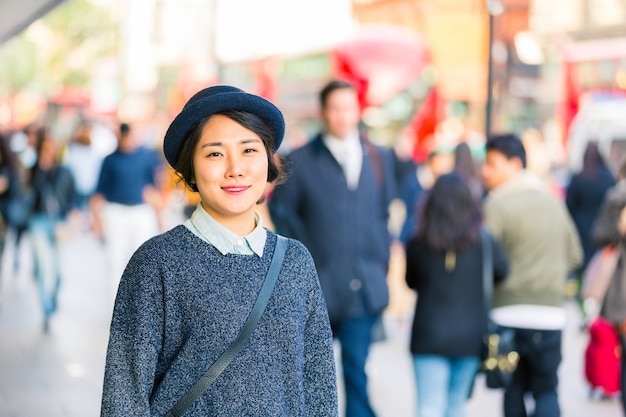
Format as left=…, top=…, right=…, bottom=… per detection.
left=0, top=227, right=621, bottom=417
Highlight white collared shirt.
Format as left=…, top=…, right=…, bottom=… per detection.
left=184, top=204, right=266, bottom=257
left=323, top=129, right=363, bottom=190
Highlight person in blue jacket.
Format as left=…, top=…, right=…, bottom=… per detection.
left=269, top=79, right=396, bottom=417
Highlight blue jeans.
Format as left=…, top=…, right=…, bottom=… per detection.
left=29, top=214, right=62, bottom=330
left=412, top=355, right=480, bottom=417
left=332, top=314, right=377, bottom=417
left=503, top=328, right=562, bottom=417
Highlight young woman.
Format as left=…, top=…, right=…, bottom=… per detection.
left=405, top=172, right=508, bottom=417
left=100, top=85, right=338, bottom=416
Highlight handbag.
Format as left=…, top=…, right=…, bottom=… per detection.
left=479, top=229, right=520, bottom=389
left=165, top=235, right=288, bottom=417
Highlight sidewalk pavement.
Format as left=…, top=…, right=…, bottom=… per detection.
left=0, top=230, right=622, bottom=417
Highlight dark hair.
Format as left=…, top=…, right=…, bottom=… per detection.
left=174, top=110, right=284, bottom=194
left=581, top=141, right=607, bottom=177
left=120, top=123, right=131, bottom=135
left=34, top=127, right=48, bottom=160
left=0, top=132, right=19, bottom=173
left=454, top=141, right=479, bottom=180
left=417, top=172, right=483, bottom=251
left=485, top=133, right=527, bottom=168
left=319, top=79, right=355, bottom=109
left=29, top=127, right=59, bottom=179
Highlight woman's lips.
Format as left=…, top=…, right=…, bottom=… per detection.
left=222, top=186, right=249, bottom=195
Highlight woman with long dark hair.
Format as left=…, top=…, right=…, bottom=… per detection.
left=566, top=141, right=615, bottom=272
left=405, top=172, right=508, bottom=417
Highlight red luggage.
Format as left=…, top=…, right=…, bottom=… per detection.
left=584, top=316, right=621, bottom=397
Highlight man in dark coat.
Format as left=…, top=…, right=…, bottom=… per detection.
left=269, top=80, right=396, bottom=417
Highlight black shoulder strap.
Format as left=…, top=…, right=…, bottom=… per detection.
left=165, top=235, right=289, bottom=417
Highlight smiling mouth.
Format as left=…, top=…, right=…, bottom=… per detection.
left=222, top=186, right=249, bottom=193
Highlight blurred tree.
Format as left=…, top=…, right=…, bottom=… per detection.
left=0, top=0, right=117, bottom=95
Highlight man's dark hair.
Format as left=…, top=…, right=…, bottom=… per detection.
left=319, top=79, right=355, bottom=108
left=120, top=123, right=131, bottom=135
left=485, top=133, right=527, bottom=168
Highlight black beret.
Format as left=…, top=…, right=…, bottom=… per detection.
left=163, top=85, right=285, bottom=168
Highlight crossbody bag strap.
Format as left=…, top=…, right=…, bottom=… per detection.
left=165, top=235, right=289, bottom=417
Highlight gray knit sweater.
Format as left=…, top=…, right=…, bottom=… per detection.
left=101, top=226, right=338, bottom=416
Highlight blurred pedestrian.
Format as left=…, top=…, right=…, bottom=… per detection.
left=392, top=127, right=418, bottom=193
left=66, top=120, right=106, bottom=213
left=90, top=122, right=164, bottom=295
left=27, top=128, right=77, bottom=331
left=482, top=133, right=582, bottom=417
left=566, top=142, right=615, bottom=272
left=7, top=123, right=40, bottom=275
left=405, top=172, right=508, bottom=417
left=0, top=132, right=23, bottom=253
left=269, top=79, right=396, bottom=417
left=590, top=155, right=626, bottom=415
left=454, top=141, right=483, bottom=202
left=101, top=85, right=337, bottom=416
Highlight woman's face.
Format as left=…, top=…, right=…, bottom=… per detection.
left=193, top=114, right=269, bottom=235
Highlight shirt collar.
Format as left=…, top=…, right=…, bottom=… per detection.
left=488, top=170, right=547, bottom=200
left=185, top=204, right=266, bottom=257
left=323, top=129, right=361, bottom=152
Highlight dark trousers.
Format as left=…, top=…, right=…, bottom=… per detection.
left=332, top=314, right=378, bottom=417
left=503, top=328, right=562, bottom=417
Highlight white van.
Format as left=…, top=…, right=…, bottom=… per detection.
left=567, top=93, right=626, bottom=175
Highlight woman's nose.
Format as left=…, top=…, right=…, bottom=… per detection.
left=225, top=154, right=244, bottom=177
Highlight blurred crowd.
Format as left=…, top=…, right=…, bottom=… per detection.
left=0, top=119, right=188, bottom=328
left=0, top=78, right=625, bottom=417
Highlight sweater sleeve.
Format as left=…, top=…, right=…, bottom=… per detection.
left=299, top=243, right=339, bottom=416
left=101, top=244, right=165, bottom=417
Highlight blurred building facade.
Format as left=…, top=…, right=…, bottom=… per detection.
left=530, top=0, right=626, bottom=171
left=3, top=0, right=626, bottom=167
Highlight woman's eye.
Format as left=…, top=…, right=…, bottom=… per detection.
left=207, top=152, right=222, bottom=158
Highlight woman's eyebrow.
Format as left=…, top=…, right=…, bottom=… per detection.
left=200, top=141, right=222, bottom=148
left=200, top=138, right=262, bottom=148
